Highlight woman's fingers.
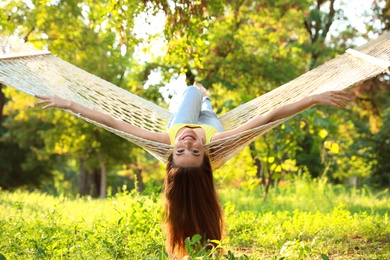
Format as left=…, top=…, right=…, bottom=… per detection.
left=34, top=94, right=46, bottom=99
left=328, top=91, right=355, bottom=108
left=34, top=95, right=56, bottom=109
left=314, top=91, right=354, bottom=108
left=333, top=90, right=355, bottom=98
left=35, top=94, right=52, bottom=101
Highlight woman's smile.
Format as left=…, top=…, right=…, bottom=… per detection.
left=181, top=134, right=196, bottom=141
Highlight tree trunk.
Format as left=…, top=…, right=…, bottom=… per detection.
left=0, top=84, right=6, bottom=125
left=304, top=0, right=336, bottom=70
left=249, top=142, right=265, bottom=185
left=78, top=158, right=101, bottom=197
left=263, top=169, right=275, bottom=201
left=134, top=168, right=145, bottom=192
left=97, top=151, right=107, bottom=198
left=78, top=159, right=90, bottom=196
left=91, top=168, right=100, bottom=197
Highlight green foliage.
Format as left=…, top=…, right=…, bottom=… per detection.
left=1, top=0, right=389, bottom=198
left=1, top=177, right=389, bottom=259
left=219, top=173, right=390, bottom=215
left=1, top=0, right=168, bottom=194
left=368, top=101, right=390, bottom=187
left=0, top=89, right=59, bottom=189
left=0, top=189, right=165, bottom=259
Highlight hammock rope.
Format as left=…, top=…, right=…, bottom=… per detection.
left=1, top=33, right=389, bottom=169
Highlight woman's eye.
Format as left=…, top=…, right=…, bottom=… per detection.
left=192, top=149, right=199, bottom=154
left=177, top=149, right=184, bottom=153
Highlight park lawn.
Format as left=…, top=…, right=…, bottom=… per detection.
left=0, top=178, right=389, bottom=259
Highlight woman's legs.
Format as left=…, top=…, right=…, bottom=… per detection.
left=198, top=97, right=224, bottom=132
left=167, top=86, right=202, bottom=129
left=196, top=82, right=224, bottom=132
left=167, top=84, right=224, bottom=132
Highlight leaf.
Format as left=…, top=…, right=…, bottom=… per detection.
left=37, top=247, right=45, bottom=255
left=321, top=253, right=330, bottom=260
left=191, top=234, right=202, bottom=243
left=0, top=254, right=7, bottom=260
left=117, top=217, right=123, bottom=225
left=318, top=129, right=328, bottom=139
left=300, top=120, right=307, bottom=129
left=330, top=143, right=339, bottom=154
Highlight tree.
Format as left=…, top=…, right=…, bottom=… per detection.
left=347, top=0, right=390, bottom=187
left=1, top=0, right=388, bottom=195
left=0, top=89, right=59, bottom=189
left=162, top=0, right=357, bottom=195
left=0, top=0, right=165, bottom=196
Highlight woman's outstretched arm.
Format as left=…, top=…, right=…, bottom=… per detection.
left=213, top=90, right=355, bottom=141
left=35, top=95, right=170, bottom=144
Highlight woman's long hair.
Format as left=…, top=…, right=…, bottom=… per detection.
left=164, top=153, right=224, bottom=257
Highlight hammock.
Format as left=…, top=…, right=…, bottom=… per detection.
left=1, top=33, right=390, bottom=169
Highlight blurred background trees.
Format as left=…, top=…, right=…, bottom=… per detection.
left=0, top=0, right=389, bottom=197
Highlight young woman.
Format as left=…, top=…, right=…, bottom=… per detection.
left=35, top=82, right=354, bottom=257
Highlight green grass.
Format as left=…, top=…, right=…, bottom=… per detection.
left=0, top=177, right=389, bottom=259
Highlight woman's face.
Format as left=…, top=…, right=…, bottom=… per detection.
left=173, top=128, right=205, bottom=167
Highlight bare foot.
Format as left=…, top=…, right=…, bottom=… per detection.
left=194, top=82, right=209, bottom=97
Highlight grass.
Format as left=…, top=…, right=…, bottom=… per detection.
left=0, top=176, right=389, bottom=259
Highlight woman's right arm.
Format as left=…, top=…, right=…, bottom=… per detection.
left=35, top=95, right=170, bottom=144
left=213, top=90, right=355, bottom=141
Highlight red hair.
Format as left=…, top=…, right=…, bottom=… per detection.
left=164, top=153, right=224, bottom=258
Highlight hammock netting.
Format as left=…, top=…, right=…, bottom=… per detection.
left=1, top=33, right=390, bottom=169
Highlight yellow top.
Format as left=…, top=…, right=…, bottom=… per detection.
left=167, top=124, right=219, bottom=145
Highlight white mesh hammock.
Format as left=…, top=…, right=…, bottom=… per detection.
left=1, top=33, right=390, bottom=169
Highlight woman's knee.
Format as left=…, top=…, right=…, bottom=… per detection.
left=184, top=86, right=202, bottom=99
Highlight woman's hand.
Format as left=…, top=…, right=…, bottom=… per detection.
left=311, top=91, right=355, bottom=109
left=35, top=95, right=71, bottom=109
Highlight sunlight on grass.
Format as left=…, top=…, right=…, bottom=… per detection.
left=0, top=176, right=389, bottom=259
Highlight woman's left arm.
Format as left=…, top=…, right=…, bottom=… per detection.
left=35, top=94, right=170, bottom=144
left=213, top=90, right=354, bottom=141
